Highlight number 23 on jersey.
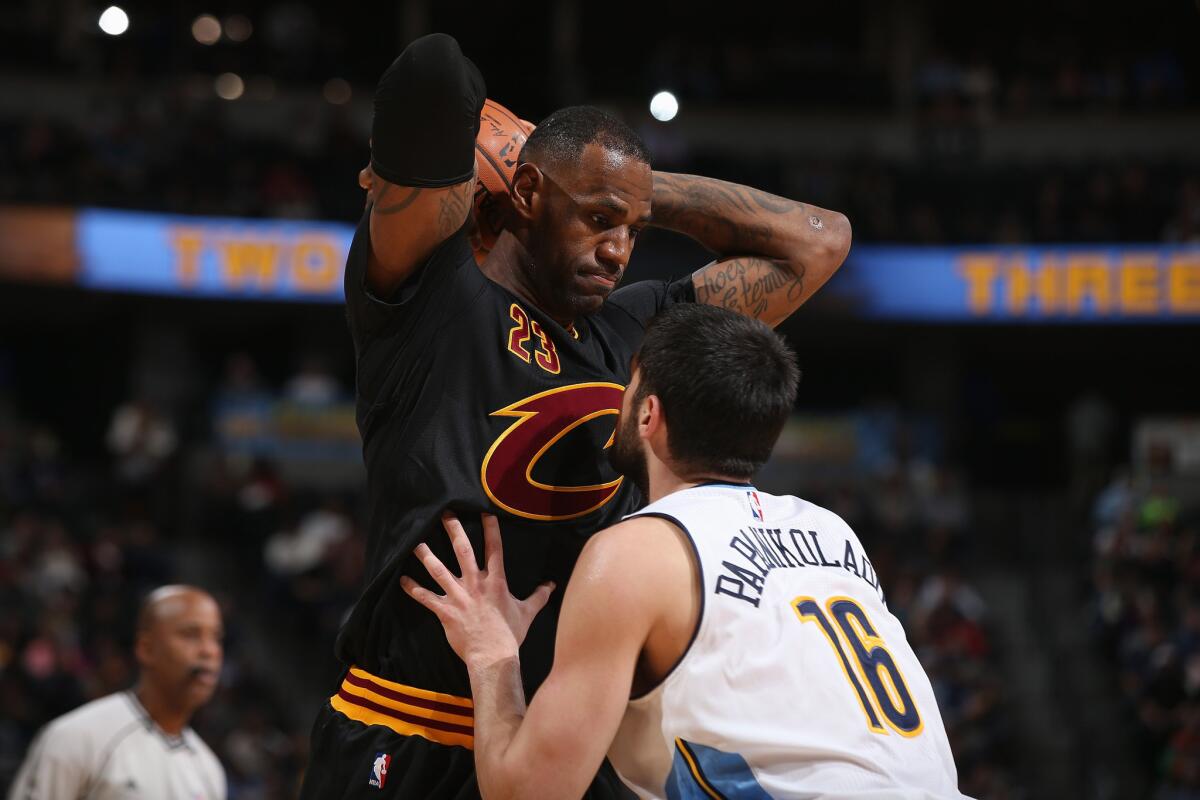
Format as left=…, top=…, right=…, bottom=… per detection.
left=507, top=303, right=560, bottom=374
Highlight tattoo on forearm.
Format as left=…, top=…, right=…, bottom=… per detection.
left=695, top=258, right=806, bottom=318
left=436, top=184, right=472, bottom=238
left=709, top=218, right=774, bottom=253
left=653, top=188, right=776, bottom=252
left=653, top=173, right=796, bottom=217
left=373, top=181, right=472, bottom=239
left=651, top=172, right=808, bottom=257
left=375, top=183, right=423, bottom=215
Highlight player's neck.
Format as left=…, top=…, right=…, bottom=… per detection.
left=647, top=474, right=690, bottom=504
left=647, top=459, right=751, bottom=504
left=134, top=680, right=190, bottom=736
left=479, top=235, right=574, bottom=327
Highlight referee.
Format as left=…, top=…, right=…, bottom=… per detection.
left=8, top=586, right=227, bottom=800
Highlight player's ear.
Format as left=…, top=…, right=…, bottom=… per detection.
left=511, top=163, right=542, bottom=222
left=640, top=394, right=661, bottom=440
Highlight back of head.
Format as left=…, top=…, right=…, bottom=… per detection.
left=635, top=305, right=800, bottom=479
left=518, top=105, right=650, bottom=170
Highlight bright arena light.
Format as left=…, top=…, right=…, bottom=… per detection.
left=649, top=91, right=679, bottom=122
left=192, top=14, right=222, bottom=45
left=98, top=6, right=129, bottom=36
left=214, top=72, right=245, bottom=100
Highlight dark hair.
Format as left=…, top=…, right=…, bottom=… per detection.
left=518, top=105, right=650, bottom=168
left=634, top=304, right=800, bottom=479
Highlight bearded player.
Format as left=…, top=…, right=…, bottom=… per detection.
left=406, top=304, right=968, bottom=800
left=299, top=32, right=852, bottom=799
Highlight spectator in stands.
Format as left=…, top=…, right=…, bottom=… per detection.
left=1092, top=463, right=1200, bottom=796
left=107, top=396, right=178, bottom=486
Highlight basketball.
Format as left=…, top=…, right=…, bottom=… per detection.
left=473, top=98, right=535, bottom=262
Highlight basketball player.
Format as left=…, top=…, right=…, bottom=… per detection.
left=406, top=304, right=969, bottom=800
left=300, top=32, right=852, bottom=798
left=8, top=586, right=226, bottom=800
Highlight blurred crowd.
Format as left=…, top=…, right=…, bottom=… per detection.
left=1092, top=456, right=1200, bottom=799
left=2, top=2, right=1194, bottom=114
left=640, top=25, right=1193, bottom=113
left=0, top=107, right=366, bottom=223
left=2, top=108, right=1198, bottom=247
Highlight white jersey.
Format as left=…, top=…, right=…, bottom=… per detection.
left=608, top=484, right=967, bottom=800
left=8, top=691, right=226, bottom=800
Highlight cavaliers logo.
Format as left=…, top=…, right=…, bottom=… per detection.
left=481, top=382, right=625, bottom=521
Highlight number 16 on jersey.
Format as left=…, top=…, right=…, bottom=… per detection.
left=793, top=595, right=924, bottom=737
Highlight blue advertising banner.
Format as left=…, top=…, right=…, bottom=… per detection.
left=78, top=208, right=353, bottom=301
left=832, top=245, right=1200, bottom=322
left=75, top=208, right=1200, bottom=321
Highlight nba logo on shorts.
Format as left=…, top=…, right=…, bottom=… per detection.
left=748, top=490, right=764, bottom=522
left=369, top=752, right=390, bottom=789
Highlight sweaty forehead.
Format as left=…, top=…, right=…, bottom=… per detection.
left=562, top=143, right=652, bottom=208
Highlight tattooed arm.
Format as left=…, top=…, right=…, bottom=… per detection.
left=651, top=172, right=852, bottom=327
left=360, top=33, right=484, bottom=298
left=362, top=170, right=475, bottom=298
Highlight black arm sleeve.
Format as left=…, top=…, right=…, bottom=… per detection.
left=606, top=275, right=697, bottom=327
left=599, top=275, right=697, bottom=350
left=371, top=33, right=486, bottom=188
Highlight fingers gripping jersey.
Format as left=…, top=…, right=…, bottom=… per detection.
left=609, top=484, right=969, bottom=800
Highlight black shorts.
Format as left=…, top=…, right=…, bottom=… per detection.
left=299, top=668, right=635, bottom=799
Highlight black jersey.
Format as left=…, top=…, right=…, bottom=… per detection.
left=336, top=210, right=694, bottom=696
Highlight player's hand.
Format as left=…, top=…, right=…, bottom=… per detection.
left=401, top=512, right=555, bottom=669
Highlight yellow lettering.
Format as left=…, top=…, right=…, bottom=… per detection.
left=1168, top=256, right=1200, bottom=313
left=1004, top=256, right=1062, bottom=314
left=1117, top=254, right=1160, bottom=314
left=1065, top=255, right=1111, bottom=314
left=221, top=240, right=279, bottom=289
left=958, top=256, right=1000, bottom=314
left=171, top=228, right=205, bottom=287
left=292, top=236, right=338, bottom=292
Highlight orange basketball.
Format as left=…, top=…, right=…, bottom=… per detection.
left=473, top=99, right=535, bottom=263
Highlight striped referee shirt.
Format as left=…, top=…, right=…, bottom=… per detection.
left=8, top=691, right=225, bottom=800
